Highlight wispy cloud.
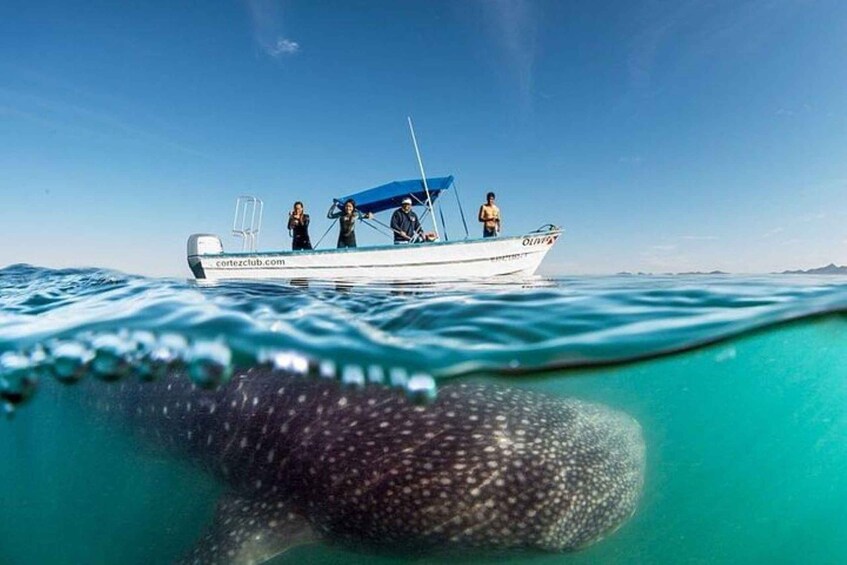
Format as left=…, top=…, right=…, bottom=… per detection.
left=650, top=244, right=677, bottom=252
left=0, top=85, right=205, bottom=157
left=480, top=0, right=538, bottom=110
left=680, top=235, right=718, bottom=241
left=627, top=1, right=804, bottom=93
left=798, top=211, right=826, bottom=223
left=639, top=243, right=693, bottom=271
left=627, top=1, right=700, bottom=92
left=761, top=227, right=784, bottom=238
left=246, top=0, right=300, bottom=59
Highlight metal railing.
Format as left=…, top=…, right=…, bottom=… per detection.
left=232, top=196, right=263, bottom=252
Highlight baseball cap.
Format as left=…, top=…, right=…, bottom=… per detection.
left=401, top=197, right=412, bottom=205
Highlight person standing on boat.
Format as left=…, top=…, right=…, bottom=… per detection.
left=478, top=192, right=501, bottom=237
left=391, top=197, right=426, bottom=243
left=288, top=201, right=312, bottom=250
left=327, top=198, right=371, bottom=248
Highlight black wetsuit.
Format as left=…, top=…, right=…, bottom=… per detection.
left=287, top=214, right=312, bottom=250
left=328, top=205, right=363, bottom=248
left=336, top=214, right=357, bottom=248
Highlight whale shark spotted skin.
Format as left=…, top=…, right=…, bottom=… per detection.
left=98, top=368, right=645, bottom=563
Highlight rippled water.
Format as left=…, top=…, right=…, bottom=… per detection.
left=2, top=264, right=847, bottom=563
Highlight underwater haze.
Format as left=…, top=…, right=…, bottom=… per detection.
left=2, top=265, right=847, bottom=564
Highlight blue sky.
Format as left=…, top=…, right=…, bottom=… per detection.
left=2, top=0, right=846, bottom=276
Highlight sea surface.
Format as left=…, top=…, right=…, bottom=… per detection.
left=2, top=264, right=847, bottom=564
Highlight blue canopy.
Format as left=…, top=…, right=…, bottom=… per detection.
left=332, top=176, right=454, bottom=215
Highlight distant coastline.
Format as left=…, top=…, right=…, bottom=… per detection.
left=779, top=263, right=847, bottom=275
left=614, top=264, right=847, bottom=276
left=616, top=270, right=730, bottom=276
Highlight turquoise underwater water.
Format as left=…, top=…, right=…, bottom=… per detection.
left=2, top=265, right=847, bottom=564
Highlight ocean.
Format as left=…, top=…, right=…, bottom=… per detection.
left=2, top=264, right=846, bottom=564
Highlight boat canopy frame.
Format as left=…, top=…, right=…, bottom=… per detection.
left=330, top=175, right=469, bottom=242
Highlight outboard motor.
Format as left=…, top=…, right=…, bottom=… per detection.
left=187, top=234, right=223, bottom=279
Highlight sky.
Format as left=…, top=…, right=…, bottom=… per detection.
left=2, top=0, right=847, bottom=276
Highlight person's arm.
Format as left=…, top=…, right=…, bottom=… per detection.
left=287, top=214, right=297, bottom=230
left=327, top=203, right=341, bottom=219
left=302, top=214, right=310, bottom=228
left=478, top=205, right=486, bottom=223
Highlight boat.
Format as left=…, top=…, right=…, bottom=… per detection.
left=187, top=120, right=562, bottom=282
left=187, top=175, right=561, bottom=282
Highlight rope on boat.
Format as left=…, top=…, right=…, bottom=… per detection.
left=360, top=218, right=393, bottom=238
left=314, top=219, right=337, bottom=249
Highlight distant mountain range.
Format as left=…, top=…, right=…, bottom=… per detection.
left=616, top=270, right=729, bottom=276
left=780, top=263, right=847, bottom=275
left=613, top=264, right=847, bottom=276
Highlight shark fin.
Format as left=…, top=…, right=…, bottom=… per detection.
left=180, top=493, right=318, bottom=565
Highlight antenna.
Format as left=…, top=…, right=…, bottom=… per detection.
left=407, top=117, right=440, bottom=240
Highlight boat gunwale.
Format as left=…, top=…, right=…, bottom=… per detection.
left=189, top=229, right=563, bottom=259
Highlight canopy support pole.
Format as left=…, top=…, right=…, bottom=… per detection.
left=407, top=117, right=440, bottom=240
left=452, top=179, right=470, bottom=238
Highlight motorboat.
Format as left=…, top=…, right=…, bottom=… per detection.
left=187, top=176, right=561, bottom=282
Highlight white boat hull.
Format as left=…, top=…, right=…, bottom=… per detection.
left=188, top=230, right=561, bottom=281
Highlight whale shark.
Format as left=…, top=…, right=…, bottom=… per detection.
left=95, top=367, right=645, bottom=564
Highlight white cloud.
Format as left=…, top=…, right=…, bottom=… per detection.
left=267, top=37, right=300, bottom=57
left=649, top=244, right=677, bottom=252
left=246, top=0, right=300, bottom=59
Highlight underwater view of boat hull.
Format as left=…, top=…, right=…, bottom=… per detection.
left=188, top=230, right=562, bottom=281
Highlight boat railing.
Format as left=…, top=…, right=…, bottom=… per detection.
left=232, top=195, right=263, bottom=252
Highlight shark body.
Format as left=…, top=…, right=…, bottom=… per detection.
left=98, top=367, right=645, bottom=563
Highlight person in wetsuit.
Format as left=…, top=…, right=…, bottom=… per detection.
left=287, top=201, right=312, bottom=250
left=327, top=199, right=372, bottom=248
left=478, top=191, right=501, bottom=238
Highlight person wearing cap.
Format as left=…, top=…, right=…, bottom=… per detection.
left=390, top=197, right=424, bottom=243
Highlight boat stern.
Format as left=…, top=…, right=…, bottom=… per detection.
left=187, top=234, right=223, bottom=279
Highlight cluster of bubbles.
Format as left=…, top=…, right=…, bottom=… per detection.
left=0, top=331, right=437, bottom=418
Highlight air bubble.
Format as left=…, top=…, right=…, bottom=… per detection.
left=318, top=360, right=336, bottom=380
left=341, top=365, right=365, bottom=388
left=90, top=334, right=133, bottom=382
left=0, top=351, right=39, bottom=415
left=188, top=340, right=233, bottom=389
left=406, top=373, right=437, bottom=405
left=389, top=367, right=408, bottom=388
left=367, top=365, right=386, bottom=386
left=260, top=350, right=309, bottom=376
left=129, top=331, right=160, bottom=381
left=49, top=341, right=94, bottom=384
